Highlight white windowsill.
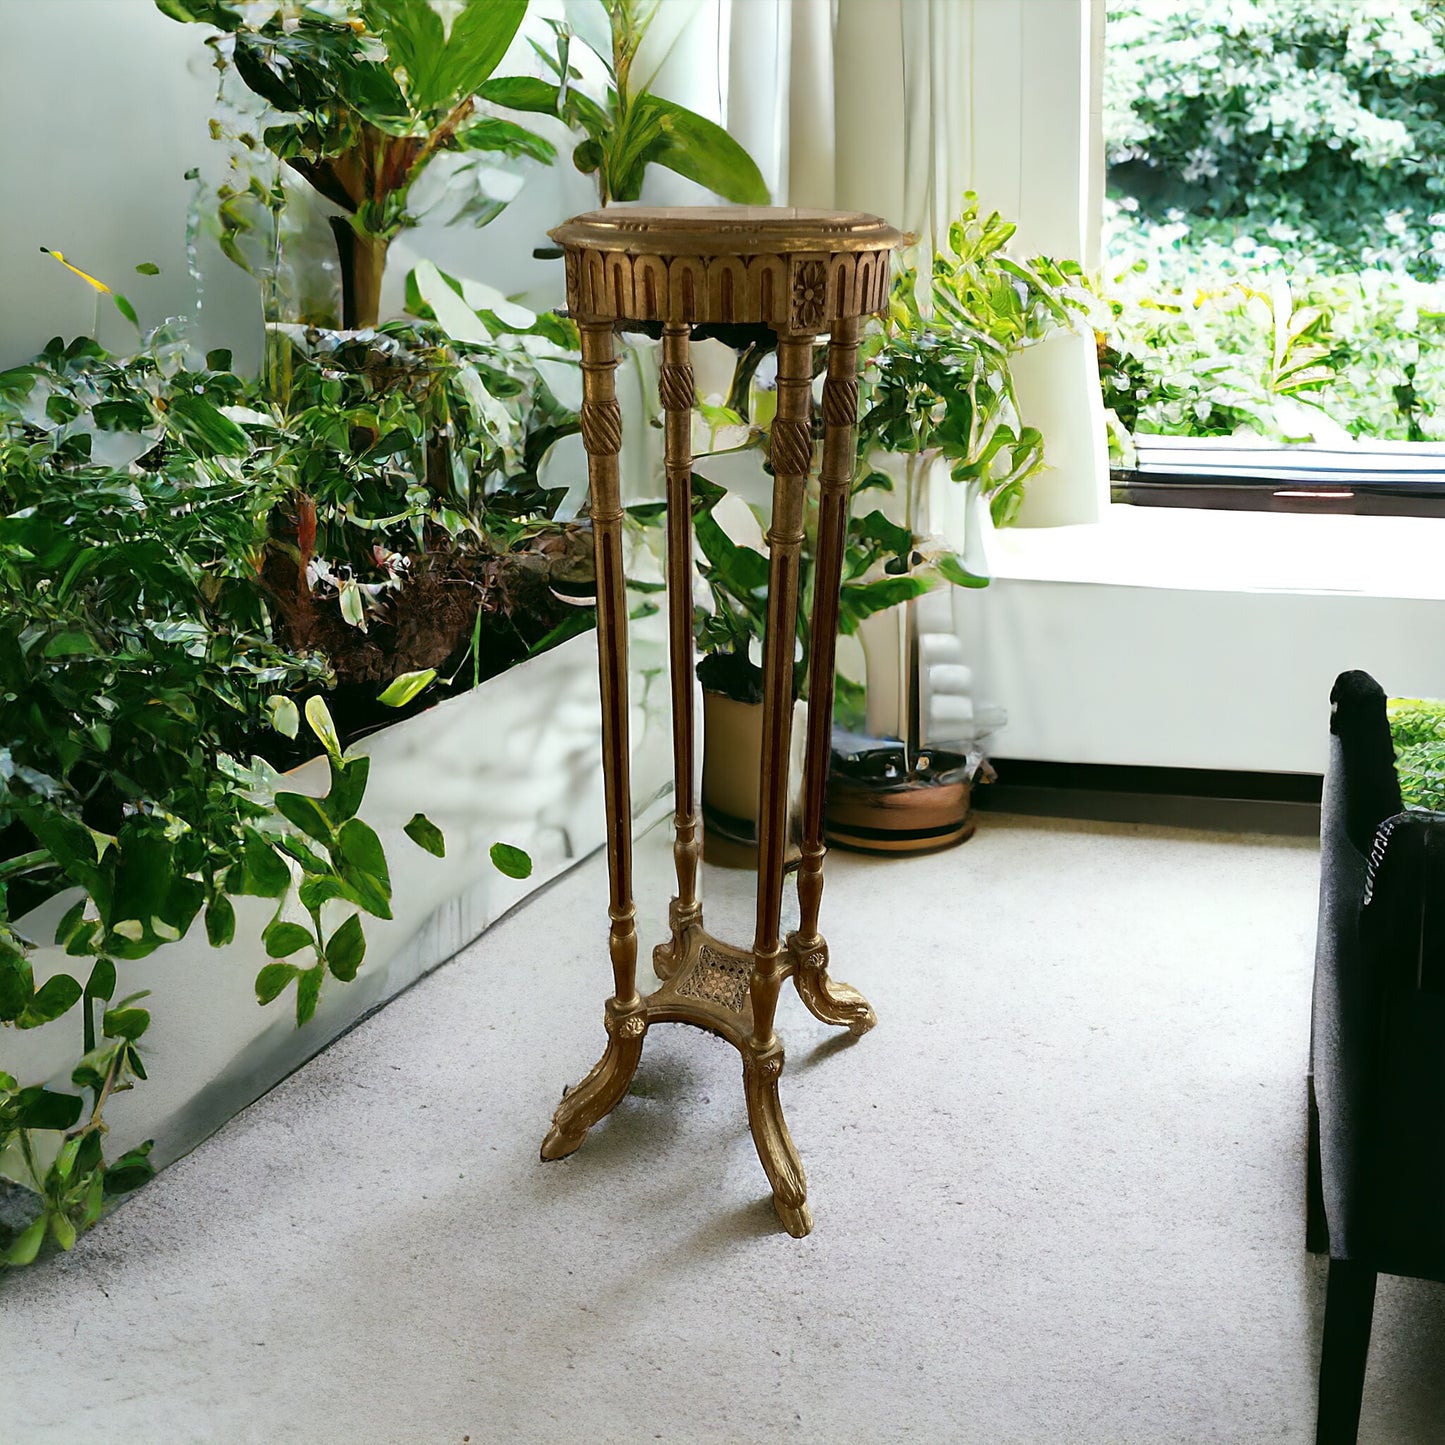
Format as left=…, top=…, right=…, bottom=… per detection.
left=982, top=503, right=1445, bottom=602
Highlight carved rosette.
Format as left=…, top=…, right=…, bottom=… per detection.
left=605, top=1012, right=648, bottom=1040
left=791, top=259, right=829, bottom=331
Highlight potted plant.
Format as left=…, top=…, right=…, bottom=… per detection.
left=689, top=470, right=933, bottom=848
left=158, top=0, right=558, bottom=329
left=824, top=198, right=1088, bottom=850
left=0, top=328, right=679, bottom=1269
left=687, top=197, right=1089, bottom=853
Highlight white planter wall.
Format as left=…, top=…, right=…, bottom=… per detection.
left=952, top=508, right=1445, bottom=774
left=2, top=622, right=669, bottom=1177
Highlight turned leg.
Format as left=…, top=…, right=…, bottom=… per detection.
left=542, top=321, right=647, bottom=1161
left=788, top=318, right=876, bottom=1036
left=653, top=322, right=702, bottom=982
left=1316, top=1258, right=1376, bottom=1445
left=739, top=334, right=818, bottom=1229
left=1307, top=1073, right=1329, bottom=1254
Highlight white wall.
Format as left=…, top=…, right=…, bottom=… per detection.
left=955, top=508, right=1445, bottom=774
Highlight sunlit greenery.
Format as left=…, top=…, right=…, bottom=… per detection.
left=1103, top=0, right=1445, bottom=446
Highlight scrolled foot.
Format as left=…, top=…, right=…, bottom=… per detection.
left=788, top=933, right=877, bottom=1037
left=540, top=1003, right=648, bottom=1161
left=742, top=1042, right=811, bottom=1237
left=774, top=1198, right=813, bottom=1238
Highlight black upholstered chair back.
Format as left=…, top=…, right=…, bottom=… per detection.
left=1309, top=670, right=1445, bottom=1443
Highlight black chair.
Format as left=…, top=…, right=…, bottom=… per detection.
left=1308, top=669, right=1445, bottom=1443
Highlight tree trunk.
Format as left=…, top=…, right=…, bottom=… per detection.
left=328, top=218, right=389, bottom=330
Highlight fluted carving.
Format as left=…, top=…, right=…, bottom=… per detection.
left=822, top=376, right=860, bottom=428
left=769, top=416, right=814, bottom=481
left=580, top=398, right=623, bottom=457
left=659, top=362, right=695, bottom=412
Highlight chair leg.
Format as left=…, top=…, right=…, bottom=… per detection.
left=1316, top=1258, right=1377, bottom=1445
left=1307, top=1073, right=1329, bottom=1254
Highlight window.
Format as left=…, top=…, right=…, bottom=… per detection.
left=1099, top=0, right=1445, bottom=513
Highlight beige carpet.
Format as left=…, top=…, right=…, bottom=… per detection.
left=4, top=812, right=1444, bottom=1444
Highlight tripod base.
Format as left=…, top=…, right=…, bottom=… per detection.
left=541, top=914, right=875, bottom=1237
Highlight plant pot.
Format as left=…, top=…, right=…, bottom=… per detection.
left=1, top=621, right=669, bottom=1191
left=700, top=690, right=807, bottom=860
left=824, top=736, right=976, bottom=855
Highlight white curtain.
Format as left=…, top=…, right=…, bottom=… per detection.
left=702, top=0, right=1110, bottom=529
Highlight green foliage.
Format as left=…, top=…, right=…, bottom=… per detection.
left=254, top=311, right=589, bottom=638
left=690, top=196, right=1085, bottom=707
left=1101, top=0, right=1445, bottom=448
left=157, top=0, right=544, bottom=266
left=1105, top=0, right=1445, bottom=280
left=488, top=842, right=532, bottom=879
left=532, top=0, right=769, bottom=206
left=246, top=698, right=444, bottom=1025
left=859, top=197, right=1088, bottom=529
left=1389, top=697, right=1445, bottom=812
left=690, top=474, right=941, bottom=706
left=1097, top=239, right=1445, bottom=450
left=0, top=325, right=550, bottom=1266
left=0, top=974, right=156, bottom=1268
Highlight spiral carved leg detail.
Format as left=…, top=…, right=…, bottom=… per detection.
left=540, top=1005, right=648, bottom=1161
left=743, top=1043, right=811, bottom=1237
left=788, top=933, right=877, bottom=1036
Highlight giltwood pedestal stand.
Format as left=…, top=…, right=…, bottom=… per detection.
left=540, top=208, right=904, bottom=1237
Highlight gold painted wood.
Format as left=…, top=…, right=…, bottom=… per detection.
left=788, top=318, right=877, bottom=1037
left=653, top=322, right=701, bottom=982
left=541, top=207, right=902, bottom=1235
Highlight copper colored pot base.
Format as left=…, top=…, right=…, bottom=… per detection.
left=825, top=767, right=976, bottom=856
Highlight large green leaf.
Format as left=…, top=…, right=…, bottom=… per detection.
left=153, top=0, right=242, bottom=25
left=363, top=0, right=445, bottom=111
left=404, top=813, right=445, bottom=858
left=489, top=842, right=531, bottom=879
left=936, top=552, right=990, bottom=589
left=453, top=117, right=556, bottom=164
left=338, top=59, right=416, bottom=135
left=436, top=0, right=528, bottom=105
left=837, top=575, right=933, bottom=633
left=295, top=962, right=325, bottom=1025
left=337, top=818, right=390, bottom=892
left=4, top=1217, right=46, bottom=1267
left=322, top=752, right=370, bottom=827
left=255, top=961, right=298, bottom=1006
left=694, top=507, right=769, bottom=596
left=325, top=913, right=366, bottom=981
left=276, top=791, right=335, bottom=846
left=633, top=95, right=769, bottom=205
left=103, top=1141, right=156, bottom=1196
left=477, top=75, right=561, bottom=115
left=166, top=394, right=250, bottom=457
left=18, top=973, right=83, bottom=1029
left=0, top=940, right=34, bottom=1023
left=377, top=669, right=436, bottom=708
left=15, top=1086, right=83, bottom=1131
left=263, top=921, right=316, bottom=958
left=232, top=830, right=292, bottom=899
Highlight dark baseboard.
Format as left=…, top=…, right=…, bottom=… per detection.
left=975, top=758, right=1322, bottom=836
